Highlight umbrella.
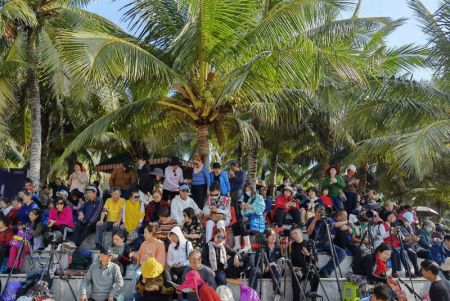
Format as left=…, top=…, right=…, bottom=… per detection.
left=414, top=206, right=439, bottom=217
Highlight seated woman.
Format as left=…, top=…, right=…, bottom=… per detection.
left=144, top=189, right=170, bottom=224
left=248, top=229, right=282, bottom=297
left=202, top=228, right=243, bottom=285
left=353, top=243, right=392, bottom=283
left=136, top=257, right=174, bottom=301
left=300, top=187, right=323, bottom=225
left=272, top=185, right=301, bottom=227
left=47, top=197, right=74, bottom=240
left=167, top=226, right=193, bottom=283
left=203, top=184, right=231, bottom=243
left=123, top=190, right=145, bottom=237
left=111, top=231, right=131, bottom=275
left=182, top=207, right=202, bottom=251
left=232, top=183, right=265, bottom=252
left=130, top=223, right=166, bottom=266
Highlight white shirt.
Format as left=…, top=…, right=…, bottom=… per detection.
left=170, top=195, right=201, bottom=225
left=163, top=166, right=184, bottom=192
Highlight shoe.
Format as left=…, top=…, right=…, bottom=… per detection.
left=307, top=291, right=322, bottom=301
left=62, top=242, right=76, bottom=251
left=392, top=272, right=399, bottom=278
left=319, top=272, right=330, bottom=278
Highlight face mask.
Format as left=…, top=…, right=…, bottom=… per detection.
left=245, top=191, right=251, bottom=197
left=425, top=227, right=433, bottom=234
left=211, top=195, right=220, bottom=200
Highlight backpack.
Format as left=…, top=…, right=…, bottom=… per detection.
left=69, top=250, right=92, bottom=270
left=216, top=285, right=235, bottom=301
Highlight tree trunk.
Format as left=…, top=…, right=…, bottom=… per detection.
left=236, top=141, right=243, bottom=167
left=358, top=161, right=369, bottom=194
left=40, top=103, right=51, bottom=183
left=270, top=152, right=279, bottom=197
left=196, top=124, right=210, bottom=166
left=247, top=142, right=258, bottom=188
left=27, top=30, right=42, bottom=189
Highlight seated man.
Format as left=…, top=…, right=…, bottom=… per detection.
left=416, top=220, right=435, bottom=258
left=80, top=247, right=124, bottom=301
left=170, top=185, right=202, bottom=226
left=333, top=209, right=362, bottom=261
left=430, top=234, right=450, bottom=265
left=182, top=250, right=217, bottom=301
left=306, top=204, right=346, bottom=278
left=96, top=187, right=125, bottom=249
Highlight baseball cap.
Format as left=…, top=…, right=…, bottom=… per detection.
left=179, top=184, right=190, bottom=192
left=85, top=186, right=98, bottom=193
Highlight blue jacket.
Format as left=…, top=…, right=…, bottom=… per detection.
left=81, top=198, right=103, bottom=224
left=230, top=170, right=247, bottom=193
left=430, top=242, right=450, bottom=265
left=192, top=166, right=211, bottom=187
left=18, top=202, right=39, bottom=224
left=209, top=171, right=231, bottom=196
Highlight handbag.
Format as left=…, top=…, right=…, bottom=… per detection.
left=249, top=214, right=265, bottom=233
left=210, top=213, right=226, bottom=222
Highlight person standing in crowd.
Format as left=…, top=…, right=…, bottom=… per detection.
left=232, top=183, right=265, bottom=252
left=272, top=185, right=301, bottom=227
left=189, top=154, right=210, bottom=210
left=290, top=226, right=321, bottom=300
left=47, top=197, right=74, bottom=237
left=163, top=157, right=184, bottom=201
left=149, top=168, right=164, bottom=193
left=49, top=177, right=68, bottom=200
left=79, top=247, right=124, bottom=301
left=354, top=243, right=392, bottom=283
left=69, top=186, right=103, bottom=248
left=96, top=187, right=125, bottom=249
left=306, top=204, right=346, bottom=278
left=109, top=163, right=136, bottom=198
left=421, top=260, right=450, bottom=301
left=130, top=223, right=166, bottom=266
left=182, top=207, right=202, bottom=251
left=68, top=162, right=88, bottom=193
left=322, top=164, right=345, bottom=210
left=123, top=190, right=145, bottom=236
left=167, top=226, right=193, bottom=283
left=170, top=184, right=201, bottom=226
left=137, top=164, right=155, bottom=198
left=202, top=228, right=243, bottom=285
left=430, top=234, right=450, bottom=265
left=203, top=184, right=231, bottom=243
left=144, top=189, right=170, bottom=224
left=343, top=164, right=359, bottom=215
left=249, top=229, right=282, bottom=298
left=0, top=215, right=13, bottom=267
left=17, top=190, right=39, bottom=224
left=398, top=211, right=423, bottom=277
left=417, top=220, right=435, bottom=258
left=229, top=162, right=247, bottom=206
left=209, top=162, right=231, bottom=197
left=181, top=250, right=217, bottom=301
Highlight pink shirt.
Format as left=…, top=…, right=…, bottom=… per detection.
left=135, top=239, right=166, bottom=265
left=49, top=207, right=74, bottom=228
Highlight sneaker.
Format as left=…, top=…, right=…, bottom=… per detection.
left=62, top=242, right=76, bottom=251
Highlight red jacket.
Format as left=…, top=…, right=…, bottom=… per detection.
left=272, top=195, right=298, bottom=218
left=381, top=222, right=400, bottom=249
left=320, top=195, right=333, bottom=208
left=0, top=228, right=13, bottom=246
left=49, top=207, right=74, bottom=228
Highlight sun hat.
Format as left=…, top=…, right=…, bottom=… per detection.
left=141, top=257, right=164, bottom=278
left=178, top=270, right=205, bottom=291
left=403, top=211, right=414, bottom=223
left=150, top=168, right=165, bottom=178
left=282, top=185, right=294, bottom=193
left=440, top=257, right=450, bottom=272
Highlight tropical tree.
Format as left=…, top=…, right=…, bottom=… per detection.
left=58, top=0, right=406, bottom=170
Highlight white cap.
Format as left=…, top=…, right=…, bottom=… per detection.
left=347, top=164, right=357, bottom=172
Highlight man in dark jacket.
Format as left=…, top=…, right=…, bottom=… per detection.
left=430, top=235, right=450, bottom=265
left=290, top=226, right=320, bottom=300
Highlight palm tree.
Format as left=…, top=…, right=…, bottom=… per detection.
left=58, top=0, right=402, bottom=167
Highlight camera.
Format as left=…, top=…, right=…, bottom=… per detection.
left=364, top=210, right=378, bottom=219
left=46, top=231, right=63, bottom=245
left=320, top=206, right=333, bottom=217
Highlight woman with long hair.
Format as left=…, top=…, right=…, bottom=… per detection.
left=190, top=154, right=210, bottom=209
left=182, top=207, right=202, bottom=250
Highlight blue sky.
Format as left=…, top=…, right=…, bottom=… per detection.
left=87, top=0, right=440, bottom=79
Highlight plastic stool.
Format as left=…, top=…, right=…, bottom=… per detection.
left=343, top=281, right=360, bottom=301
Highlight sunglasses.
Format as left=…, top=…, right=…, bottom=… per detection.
left=56, top=202, right=64, bottom=205
left=215, top=236, right=225, bottom=240
left=133, top=195, right=140, bottom=198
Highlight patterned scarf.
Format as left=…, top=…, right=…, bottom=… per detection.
left=208, top=196, right=229, bottom=210
left=207, top=241, right=227, bottom=272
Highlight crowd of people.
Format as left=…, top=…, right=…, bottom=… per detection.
left=0, top=157, right=449, bottom=301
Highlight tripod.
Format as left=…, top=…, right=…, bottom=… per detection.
left=300, top=240, right=330, bottom=301
left=395, top=229, right=419, bottom=301
left=314, top=217, right=343, bottom=301
left=39, top=242, right=78, bottom=300
left=358, top=220, right=375, bottom=252
left=3, top=227, right=35, bottom=296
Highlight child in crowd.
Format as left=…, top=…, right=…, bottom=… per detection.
left=0, top=198, right=13, bottom=216
left=319, top=188, right=332, bottom=208
left=167, top=226, right=193, bottom=283
left=136, top=257, right=174, bottom=301
left=182, top=207, right=202, bottom=251
left=157, top=208, right=178, bottom=247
